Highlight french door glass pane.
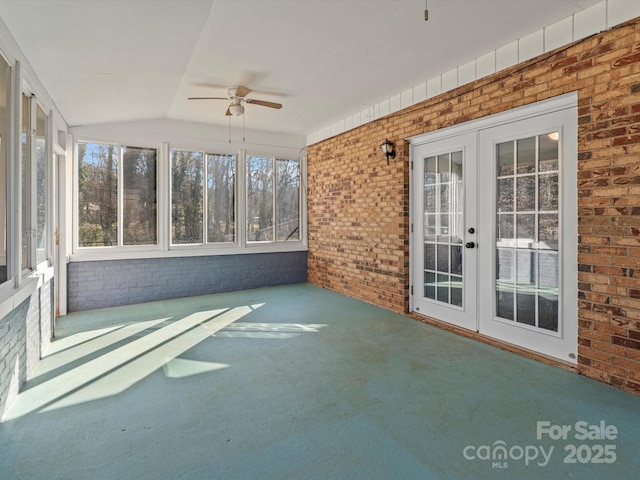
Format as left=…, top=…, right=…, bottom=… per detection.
left=495, top=132, right=560, bottom=332
left=423, top=151, right=463, bottom=306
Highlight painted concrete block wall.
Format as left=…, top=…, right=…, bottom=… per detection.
left=67, top=252, right=308, bottom=311
left=0, top=281, right=54, bottom=418
left=307, top=17, right=640, bottom=395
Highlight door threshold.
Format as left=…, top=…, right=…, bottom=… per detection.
left=407, top=311, right=576, bottom=372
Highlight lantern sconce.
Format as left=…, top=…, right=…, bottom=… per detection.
left=380, top=139, right=396, bottom=165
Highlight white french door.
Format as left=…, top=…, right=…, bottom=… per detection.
left=410, top=95, right=578, bottom=363
left=476, top=108, right=577, bottom=361
left=411, top=132, right=477, bottom=331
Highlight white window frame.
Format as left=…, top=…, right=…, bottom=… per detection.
left=34, top=98, right=52, bottom=272
left=21, top=85, right=53, bottom=275
left=0, top=52, right=16, bottom=300
left=0, top=58, right=54, bottom=317
left=71, top=142, right=307, bottom=262
left=168, top=147, right=238, bottom=249
left=74, top=140, right=160, bottom=253
left=244, top=152, right=303, bottom=246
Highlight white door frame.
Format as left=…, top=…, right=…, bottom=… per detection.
left=53, top=139, right=69, bottom=318
left=409, top=93, right=578, bottom=363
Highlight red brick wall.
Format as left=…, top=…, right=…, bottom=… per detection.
left=307, top=18, right=640, bottom=395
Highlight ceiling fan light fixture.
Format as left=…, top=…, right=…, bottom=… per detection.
left=229, top=103, right=244, bottom=116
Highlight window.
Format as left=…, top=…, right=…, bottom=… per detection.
left=21, top=94, right=30, bottom=268
left=246, top=156, right=273, bottom=242
left=171, top=150, right=203, bottom=244
left=123, top=146, right=157, bottom=246
left=170, top=149, right=236, bottom=245
left=78, top=142, right=157, bottom=247
left=20, top=95, right=49, bottom=270
left=0, top=54, right=9, bottom=283
left=35, top=103, right=48, bottom=264
left=246, top=155, right=300, bottom=243
left=75, top=146, right=303, bottom=254
left=275, top=159, right=300, bottom=241
left=207, top=153, right=235, bottom=243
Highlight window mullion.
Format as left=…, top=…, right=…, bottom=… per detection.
left=238, top=149, right=246, bottom=247
left=203, top=152, right=208, bottom=245
left=159, top=142, right=169, bottom=251
left=117, top=145, right=123, bottom=247
left=271, top=156, right=276, bottom=241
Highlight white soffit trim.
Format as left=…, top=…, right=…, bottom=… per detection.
left=306, top=0, right=634, bottom=147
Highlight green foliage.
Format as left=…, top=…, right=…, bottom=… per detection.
left=79, top=224, right=104, bottom=247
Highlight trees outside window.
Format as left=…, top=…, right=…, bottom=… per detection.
left=207, top=153, right=235, bottom=243
left=123, top=146, right=157, bottom=246
left=171, top=150, right=236, bottom=245
left=77, top=147, right=302, bottom=251
left=246, top=155, right=300, bottom=243
left=78, top=142, right=157, bottom=247
left=171, top=150, right=203, bottom=244
left=276, top=159, right=300, bottom=241
left=246, top=156, right=273, bottom=242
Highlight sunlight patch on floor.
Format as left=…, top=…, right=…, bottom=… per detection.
left=38, top=318, right=170, bottom=376
left=162, top=358, right=229, bottom=378
left=215, top=322, right=327, bottom=338
left=2, top=305, right=258, bottom=421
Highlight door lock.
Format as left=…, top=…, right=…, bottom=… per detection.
left=465, top=241, right=476, bottom=249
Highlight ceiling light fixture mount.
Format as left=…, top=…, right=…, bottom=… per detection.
left=380, top=139, right=396, bottom=165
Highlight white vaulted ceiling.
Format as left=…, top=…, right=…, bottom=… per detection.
left=0, top=0, right=621, bottom=138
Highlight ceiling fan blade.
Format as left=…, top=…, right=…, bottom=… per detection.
left=188, top=96, right=228, bottom=100
left=235, top=86, right=251, bottom=98
left=244, top=99, right=282, bottom=109
left=225, top=106, right=232, bottom=116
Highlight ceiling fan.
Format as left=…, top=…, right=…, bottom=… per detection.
left=188, top=86, right=282, bottom=116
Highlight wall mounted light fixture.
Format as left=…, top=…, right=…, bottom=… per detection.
left=380, top=139, right=396, bottom=164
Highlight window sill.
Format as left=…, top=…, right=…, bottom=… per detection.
left=69, top=242, right=308, bottom=263
left=0, top=269, right=51, bottom=320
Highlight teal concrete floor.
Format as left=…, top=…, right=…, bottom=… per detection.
left=1, top=283, right=639, bottom=479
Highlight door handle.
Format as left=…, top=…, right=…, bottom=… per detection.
left=465, top=241, right=475, bottom=249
